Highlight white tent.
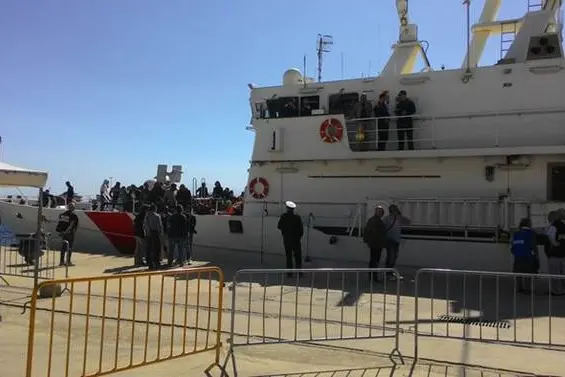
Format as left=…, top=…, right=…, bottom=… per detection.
left=0, top=161, right=48, bottom=188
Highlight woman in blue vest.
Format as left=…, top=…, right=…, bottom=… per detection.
left=511, top=217, right=539, bottom=293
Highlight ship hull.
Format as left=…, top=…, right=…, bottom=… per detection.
left=0, top=201, right=513, bottom=271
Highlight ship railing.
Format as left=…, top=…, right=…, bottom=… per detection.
left=247, top=198, right=540, bottom=234
left=345, top=106, right=565, bottom=152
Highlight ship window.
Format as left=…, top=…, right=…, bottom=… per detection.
left=300, top=95, right=320, bottom=116
left=266, top=96, right=299, bottom=118
left=548, top=164, right=565, bottom=201
left=329, top=92, right=359, bottom=118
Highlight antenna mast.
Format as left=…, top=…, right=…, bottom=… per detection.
left=316, top=34, right=333, bottom=82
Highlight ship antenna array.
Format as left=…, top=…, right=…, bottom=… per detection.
left=316, top=34, right=333, bottom=82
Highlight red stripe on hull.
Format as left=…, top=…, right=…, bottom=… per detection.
left=85, top=212, right=136, bottom=254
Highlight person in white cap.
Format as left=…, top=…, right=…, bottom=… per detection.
left=277, top=201, right=304, bottom=276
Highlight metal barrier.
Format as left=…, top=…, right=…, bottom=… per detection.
left=222, top=268, right=403, bottom=376
left=414, top=268, right=565, bottom=360
left=25, top=266, right=225, bottom=377
left=0, top=234, right=59, bottom=285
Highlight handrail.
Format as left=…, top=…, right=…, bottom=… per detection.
left=347, top=105, right=565, bottom=123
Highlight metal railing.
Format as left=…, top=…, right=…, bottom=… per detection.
left=221, top=268, right=403, bottom=376
left=0, top=234, right=59, bottom=285
left=25, top=266, right=225, bottom=377
left=413, top=268, right=565, bottom=361
left=345, top=107, right=565, bottom=152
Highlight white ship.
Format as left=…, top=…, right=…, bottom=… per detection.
left=1, top=0, right=564, bottom=271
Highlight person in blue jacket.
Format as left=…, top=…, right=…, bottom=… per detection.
left=511, top=217, right=538, bottom=293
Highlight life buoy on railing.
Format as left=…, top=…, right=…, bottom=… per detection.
left=249, top=177, right=270, bottom=199
left=319, top=118, right=344, bottom=143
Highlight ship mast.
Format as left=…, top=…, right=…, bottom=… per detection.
left=381, top=0, right=431, bottom=75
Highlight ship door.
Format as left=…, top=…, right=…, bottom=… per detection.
left=548, top=164, right=565, bottom=201
left=276, top=166, right=299, bottom=213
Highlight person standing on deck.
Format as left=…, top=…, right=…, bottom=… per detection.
left=374, top=91, right=391, bottom=151
left=55, top=202, right=79, bottom=266
left=143, top=204, right=164, bottom=270
left=99, top=179, right=111, bottom=211
left=394, top=90, right=416, bottom=150
left=545, top=210, right=565, bottom=296
left=277, top=201, right=304, bottom=276
left=363, top=205, right=388, bottom=282
left=64, top=181, right=75, bottom=204
left=382, top=204, right=411, bottom=279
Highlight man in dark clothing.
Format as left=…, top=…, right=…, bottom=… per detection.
left=167, top=205, right=188, bottom=266
left=133, top=205, right=148, bottom=266
left=277, top=201, right=304, bottom=276
left=374, top=91, right=391, bottom=151
left=176, top=184, right=192, bottom=209
left=394, top=90, right=416, bottom=150
left=143, top=204, right=164, bottom=269
left=363, top=205, right=388, bottom=282
left=55, top=202, right=79, bottom=266
left=185, top=208, right=196, bottom=262
left=546, top=210, right=565, bottom=295
left=65, top=181, right=75, bottom=204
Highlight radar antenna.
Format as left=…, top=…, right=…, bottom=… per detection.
left=316, top=34, right=333, bottom=82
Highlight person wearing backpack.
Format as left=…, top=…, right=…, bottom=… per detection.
left=55, top=202, right=79, bottom=266
left=510, top=218, right=538, bottom=293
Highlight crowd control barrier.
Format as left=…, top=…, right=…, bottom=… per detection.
left=0, top=233, right=59, bottom=286
left=413, top=268, right=565, bottom=360
left=25, top=266, right=225, bottom=377
left=222, top=268, right=403, bottom=376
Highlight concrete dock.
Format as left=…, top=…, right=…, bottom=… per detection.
left=1, top=246, right=564, bottom=377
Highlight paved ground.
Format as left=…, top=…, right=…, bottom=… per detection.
left=1, top=245, right=564, bottom=376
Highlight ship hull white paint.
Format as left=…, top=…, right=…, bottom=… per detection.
left=0, top=200, right=513, bottom=271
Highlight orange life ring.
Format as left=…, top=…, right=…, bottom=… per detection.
left=249, top=177, right=269, bottom=199
left=319, top=118, right=344, bottom=143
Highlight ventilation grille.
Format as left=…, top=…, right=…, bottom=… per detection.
left=437, top=314, right=511, bottom=329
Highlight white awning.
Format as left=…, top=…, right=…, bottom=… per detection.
left=0, top=161, right=48, bottom=188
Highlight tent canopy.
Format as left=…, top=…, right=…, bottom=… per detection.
left=0, top=162, right=48, bottom=188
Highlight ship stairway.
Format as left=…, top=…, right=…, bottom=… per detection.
left=500, top=21, right=518, bottom=59
left=392, top=198, right=530, bottom=234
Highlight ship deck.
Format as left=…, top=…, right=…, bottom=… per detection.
left=1, top=246, right=564, bottom=377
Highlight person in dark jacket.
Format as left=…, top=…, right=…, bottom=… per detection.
left=374, top=91, right=390, bottom=151
left=186, top=208, right=197, bottom=261
left=510, top=217, right=538, bottom=292
left=133, top=205, right=148, bottom=266
left=394, top=90, right=416, bottom=150
left=277, top=201, right=304, bottom=276
left=56, top=202, right=79, bottom=266
left=363, top=205, right=388, bottom=282
left=546, top=210, right=565, bottom=295
left=167, top=205, right=188, bottom=266
left=176, top=184, right=192, bottom=209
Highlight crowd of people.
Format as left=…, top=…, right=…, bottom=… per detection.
left=42, top=179, right=245, bottom=216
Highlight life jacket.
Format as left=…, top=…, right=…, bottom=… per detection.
left=511, top=227, right=535, bottom=257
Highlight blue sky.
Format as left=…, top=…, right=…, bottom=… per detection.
left=0, top=0, right=525, bottom=197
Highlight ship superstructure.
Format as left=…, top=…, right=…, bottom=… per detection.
left=243, top=0, right=565, bottom=246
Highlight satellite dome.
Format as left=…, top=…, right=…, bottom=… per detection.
left=283, top=68, right=304, bottom=86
